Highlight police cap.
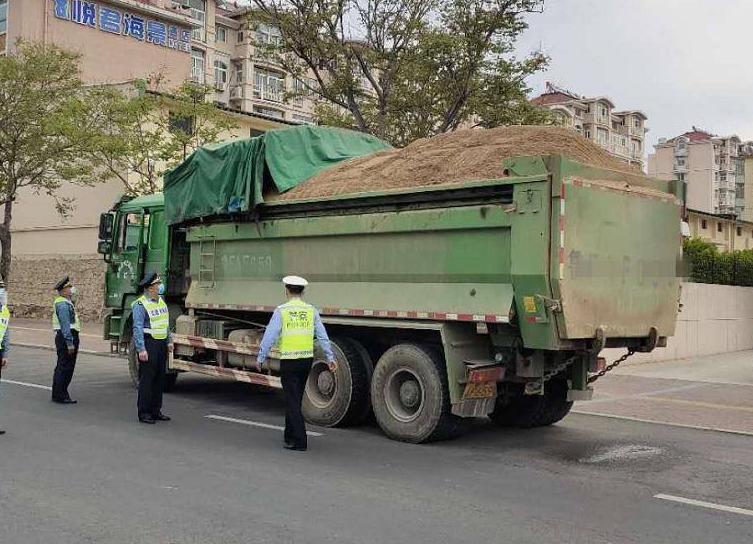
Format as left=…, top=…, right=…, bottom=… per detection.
left=138, top=272, right=161, bottom=292
left=282, top=275, right=308, bottom=287
left=54, top=276, right=72, bottom=292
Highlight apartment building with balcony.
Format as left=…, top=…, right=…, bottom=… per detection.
left=531, top=82, right=648, bottom=169
left=178, top=1, right=317, bottom=127
left=649, top=127, right=748, bottom=217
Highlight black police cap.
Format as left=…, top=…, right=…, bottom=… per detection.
left=54, top=276, right=72, bottom=291
left=138, top=272, right=161, bottom=291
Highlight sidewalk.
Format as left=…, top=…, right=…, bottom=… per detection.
left=12, top=318, right=111, bottom=355
left=575, top=350, right=753, bottom=435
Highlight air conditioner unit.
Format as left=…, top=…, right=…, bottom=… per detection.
left=229, top=86, right=243, bottom=99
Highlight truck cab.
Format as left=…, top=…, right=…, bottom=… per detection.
left=97, top=193, right=169, bottom=354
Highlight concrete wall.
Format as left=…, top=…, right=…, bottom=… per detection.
left=603, top=282, right=753, bottom=364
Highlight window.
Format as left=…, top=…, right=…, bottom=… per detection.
left=701, top=220, right=707, bottom=230
left=237, top=31, right=244, bottom=44
left=600, top=106, right=607, bottom=117
left=676, top=158, right=686, bottom=166
left=292, top=113, right=314, bottom=125
left=0, top=0, right=7, bottom=34
left=253, top=105, right=284, bottom=119
left=188, top=0, right=206, bottom=41
left=676, top=173, right=686, bottom=182
left=233, top=61, right=243, bottom=84
left=169, top=112, right=194, bottom=135
left=737, top=227, right=743, bottom=237
left=117, top=213, right=143, bottom=252
left=256, top=24, right=282, bottom=47
left=718, top=223, right=723, bottom=233
left=585, top=130, right=591, bottom=139
left=214, top=60, right=228, bottom=86
left=254, top=68, right=285, bottom=101
left=216, top=26, right=226, bottom=43
left=191, top=49, right=205, bottom=83
left=634, top=118, right=641, bottom=128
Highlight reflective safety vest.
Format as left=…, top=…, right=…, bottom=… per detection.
left=134, top=295, right=169, bottom=340
left=52, top=296, right=80, bottom=332
left=277, top=299, right=315, bottom=359
left=0, top=304, right=9, bottom=347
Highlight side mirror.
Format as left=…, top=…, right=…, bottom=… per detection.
left=97, top=240, right=111, bottom=256
left=99, top=213, right=114, bottom=240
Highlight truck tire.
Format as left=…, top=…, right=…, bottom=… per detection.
left=371, top=343, right=460, bottom=443
left=489, top=377, right=572, bottom=428
left=302, top=337, right=372, bottom=427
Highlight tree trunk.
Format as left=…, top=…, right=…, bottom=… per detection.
left=0, top=199, right=13, bottom=283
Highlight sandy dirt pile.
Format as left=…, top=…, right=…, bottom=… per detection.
left=273, top=125, right=645, bottom=201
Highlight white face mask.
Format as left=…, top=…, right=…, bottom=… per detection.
left=70, top=286, right=78, bottom=302
left=0, top=288, right=7, bottom=306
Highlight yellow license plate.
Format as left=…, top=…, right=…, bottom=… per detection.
left=462, top=381, right=497, bottom=400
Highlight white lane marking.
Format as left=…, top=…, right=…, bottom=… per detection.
left=572, top=411, right=753, bottom=437
left=655, top=494, right=753, bottom=518
left=0, top=379, right=52, bottom=391
left=13, top=326, right=102, bottom=339
left=205, top=415, right=324, bottom=437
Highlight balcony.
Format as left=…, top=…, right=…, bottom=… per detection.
left=674, top=146, right=688, bottom=157
left=629, top=125, right=644, bottom=137
left=673, top=163, right=688, bottom=173
left=584, top=113, right=610, bottom=126
left=229, top=85, right=244, bottom=101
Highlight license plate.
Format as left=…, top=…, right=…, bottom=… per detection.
left=462, top=381, right=497, bottom=400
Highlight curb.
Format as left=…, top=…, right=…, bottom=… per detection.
left=15, top=342, right=117, bottom=358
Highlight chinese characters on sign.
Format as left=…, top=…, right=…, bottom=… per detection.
left=53, top=0, right=191, bottom=53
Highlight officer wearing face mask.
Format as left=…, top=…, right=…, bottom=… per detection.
left=0, top=280, right=11, bottom=435
left=132, top=273, right=172, bottom=424
left=51, top=276, right=80, bottom=404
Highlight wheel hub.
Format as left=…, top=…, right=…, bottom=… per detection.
left=317, top=370, right=335, bottom=397
left=399, top=380, right=420, bottom=408
left=385, top=368, right=425, bottom=423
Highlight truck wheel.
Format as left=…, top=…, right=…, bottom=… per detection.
left=302, top=337, right=372, bottom=427
left=371, top=344, right=460, bottom=443
left=489, top=377, right=572, bottom=428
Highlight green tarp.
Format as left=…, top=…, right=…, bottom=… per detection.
left=164, top=125, right=391, bottom=225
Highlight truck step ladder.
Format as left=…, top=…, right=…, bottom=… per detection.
left=198, top=236, right=216, bottom=288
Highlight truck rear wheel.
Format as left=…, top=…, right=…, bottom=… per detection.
left=302, top=337, right=372, bottom=427
left=371, top=343, right=460, bottom=443
left=489, top=377, right=572, bottom=428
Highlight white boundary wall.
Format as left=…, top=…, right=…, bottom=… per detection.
left=603, top=282, right=753, bottom=363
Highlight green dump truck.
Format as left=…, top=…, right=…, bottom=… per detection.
left=97, top=126, right=682, bottom=443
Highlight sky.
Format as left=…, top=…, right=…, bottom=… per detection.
left=516, top=0, right=753, bottom=152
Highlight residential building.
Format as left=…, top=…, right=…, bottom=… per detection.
left=649, top=128, right=746, bottom=217
left=1, top=0, right=291, bottom=311
left=686, top=209, right=753, bottom=252
left=531, top=82, right=648, bottom=169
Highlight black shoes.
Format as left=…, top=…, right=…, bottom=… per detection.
left=0, top=429, right=5, bottom=435
left=284, top=442, right=307, bottom=451
left=138, top=415, right=156, bottom=424
left=153, top=413, right=171, bottom=421
left=52, top=398, right=77, bottom=404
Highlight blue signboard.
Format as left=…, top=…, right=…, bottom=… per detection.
left=53, top=0, right=191, bottom=53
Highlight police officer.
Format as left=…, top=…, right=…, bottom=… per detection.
left=257, top=276, right=336, bottom=451
left=132, top=273, right=172, bottom=424
left=52, top=276, right=79, bottom=404
left=0, top=280, right=11, bottom=435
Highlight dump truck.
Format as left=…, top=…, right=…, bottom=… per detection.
left=97, top=126, right=682, bottom=443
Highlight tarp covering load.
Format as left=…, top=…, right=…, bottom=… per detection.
left=272, top=126, right=647, bottom=202
left=163, top=125, right=391, bottom=224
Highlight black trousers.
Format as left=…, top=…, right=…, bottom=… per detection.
left=279, top=358, right=313, bottom=448
left=52, top=330, right=79, bottom=401
left=137, top=336, right=167, bottom=418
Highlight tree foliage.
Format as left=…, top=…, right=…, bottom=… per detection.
left=683, top=237, right=753, bottom=286
left=85, top=78, right=240, bottom=195
left=0, top=41, right=106, bottom=281
left=249, top=0, right=552, bottom=146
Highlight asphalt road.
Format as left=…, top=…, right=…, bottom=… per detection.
left=1, top=346, right=752, bottom=544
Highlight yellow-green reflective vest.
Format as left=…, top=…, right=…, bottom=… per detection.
left=0, top=304, right=9, bottom=346
left=277, top=299, right=315, bottom=359
left=52, top=296, right=80, bottom=331
left=134, top=295, right=169, bottom=340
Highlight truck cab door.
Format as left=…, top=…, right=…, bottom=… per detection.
left=106, top=211, right=145, bottom=308
left=142, top=209, right=166, bottom=281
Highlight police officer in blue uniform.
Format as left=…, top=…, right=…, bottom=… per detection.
left=132, top=273, right=172, bottom=424
left=52, top=276, right=79, bottom=404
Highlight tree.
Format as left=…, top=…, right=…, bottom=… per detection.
left=84, top=79, right=240, bottom=196
left=0, top=42, right=107, bottom=282
left=249, top=0, right=551, bottom=146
